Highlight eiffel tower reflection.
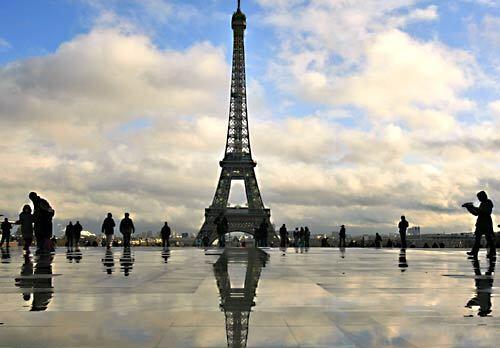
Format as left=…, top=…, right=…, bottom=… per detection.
left=213, top=248, right=268, bottom=348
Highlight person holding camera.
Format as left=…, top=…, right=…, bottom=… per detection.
left=463, top=191, right=496, bottom=259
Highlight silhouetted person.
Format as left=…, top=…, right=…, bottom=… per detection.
left=398, top=216, right=409, bottom=249
left=259, top=219, right=269, bottom=247
left=161, top=221, right=171, bottom=249
left=15, top=205, right=34, bottom=254
left=202, top=233, right=210, bottom=248
left=0, top=218, right=12, bottom=248
left=101, top=213, right=115, bottom=249
left=339, top=225, right=346, bottom=247
left=102, top=248, right=115, bottom=275
left=463, top=191, right=497, bottom=258
left=65, top=222, right=74, bottom=250
left=120, top=247, right=134, bottom=276
left=423, top=242, right=429, bottom=248
left=375, top=233, right=382, bottom=248
left=298, top=227, right=305, bottom=250
left=304, top=227, right=311, bottom=249
left=120, top=213, right=135, bottom=248
left=73, top=221, right=83, bottom=249
left=466, top=257, right=495, bottom=316
left=386, top=238, right=393, bottom=248
left=439, top=242, right=445, bottom=248
left=29, top=192, right=55, bottom=254
left=279, top=224, right=288, bottom=249
left=293, top=228, right=299, bottom=248
left=432, top=242, right=439, bottom=248
left=398, top=248, right=408, bottom=272
left=214, top=213, right=227, bottom=248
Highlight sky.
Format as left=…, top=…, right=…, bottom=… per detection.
left=0, top=0, right=499, bottom=236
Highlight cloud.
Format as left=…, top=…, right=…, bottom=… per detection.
left=0, top=38, right=11, bottom=52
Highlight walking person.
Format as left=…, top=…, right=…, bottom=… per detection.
left=101, top=213, right=116, bottom=249
left=15, top=205, right=34, bottom=254
left=398, top=216, right=409, bottom=249
left=73, top=221, right=83, bottom=250
left=375, top=233, right=383, bottom=248
left=259, top=219, right=269, bottom=247
left=304, top=227, right=311, bottom=249
left=119, top=213, right=135, bottom=248
left=339, top=225, right=346, bottom=247
left=161, top=221, right=171, bottom=249
left=65, top=222, right=74, bottom=251
left=29, top=192, right=55, bottom=254
left=0, top=218, right=12, bottom=248
left=293, top=228, right=299, bottom=248
left=279, top=224, right=288, bottom=251
left=463, top=191, right=497, bottom=259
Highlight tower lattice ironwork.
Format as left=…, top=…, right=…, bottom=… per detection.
left=197, top=1, right=275, bottom=244
left=213, top=248, right=268, bottom=348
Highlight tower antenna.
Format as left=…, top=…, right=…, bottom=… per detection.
left=238, top=0, right=241, bottom=10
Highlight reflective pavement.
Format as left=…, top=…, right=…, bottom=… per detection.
left=0, top=247, right=498, bottom=347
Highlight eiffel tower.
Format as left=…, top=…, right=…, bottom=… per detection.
left=213, top=248, right=268, bottom=348
left=197, top=0, right=274, bottom=245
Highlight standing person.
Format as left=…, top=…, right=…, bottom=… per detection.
left=101, top=213, right=115, bottom=249
left=259, top=219, right=269, bottom=247
left=299, top=227, right=305, bottom=250
left=398, top=216, right=409, bottom=249
left=463, top=191, right=497, bottom=258
left=73, top=221, right=83, bottom=250
left=375, top=233, right=383, bottom=248
left=161, top=221, right=171, bottom=249
left=293, top=228, right=299, bottom=248
left=65, top=222, right=74, bottom=251
left=214, top=213, right=227, bottom=248
left=339, top=225, right=346, bottom=247
left=16, top=205, right=34, bottom=254
left=253, top=227, right=260, bottom=248
left=119, top=213, right=135, bottom=248
left=279, top=224, right=288, bottom=249
left=304, top=227, right=311, bottom=248
left=29, top=192, right=55, bottom=254
left=0, top=218, right=12, bottom=248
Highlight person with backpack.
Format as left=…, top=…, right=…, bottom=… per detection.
left=101, top=213, right=116, bottom=249
left=73, top=221, right=83, bottom=249
left=29, top=192, right=55, bottom=254
left=119, top=213, right=135, bottom=248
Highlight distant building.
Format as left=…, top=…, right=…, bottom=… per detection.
left=408, top=226, right=421, bottom=237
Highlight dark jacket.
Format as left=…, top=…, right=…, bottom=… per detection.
left=398, top=220, right=409, bottom=233
left=101, top=217, right=116, bottom=235
left=161, top=225, right=171, bottom=237
left=18, top=212, right=34, bottom=239
left=65, top=224, right=73, bottom=238
left=1, top=220, right=12, bottom=233
left=466, top=200, right=494, bottom=234
left=33, top=197, right=55, bottom=224
left=73, top=222, right=83, bottom=236
left=120, top=218, right=135, bottom=234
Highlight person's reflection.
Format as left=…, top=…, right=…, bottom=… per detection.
left=466, top=257, right=495, bottom=317
left=1, top=247, right=11, bottom=263
left=120, top=247, right=134, bottom=276
left=102, top=248, right=115, bottom=274
left=73, top=248, right=83, bottom=263
left=213, top=248, right=268, bottom=348
left=31, top=253, right=54, bottom=311
left=15, top=254, right=34, bottom=303
left=161, top=248, right=171, bottom=263
left=398, top=249, right=408, bottom=272
left=339, top=246, right=346, bottom=259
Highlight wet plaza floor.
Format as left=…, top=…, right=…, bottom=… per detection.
left=0, top=246, right=498, bottom=347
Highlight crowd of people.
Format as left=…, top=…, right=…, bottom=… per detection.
left=0, top=190, right=497, bottom=262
